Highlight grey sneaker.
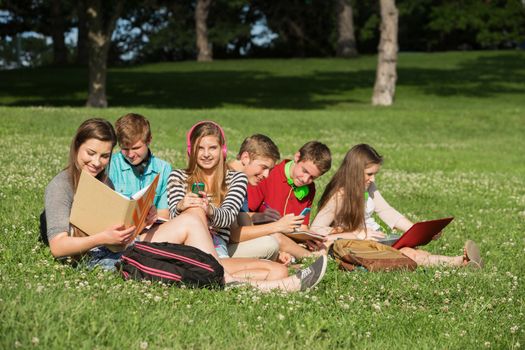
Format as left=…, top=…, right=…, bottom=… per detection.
left=295, top=255, right=327, bottom=291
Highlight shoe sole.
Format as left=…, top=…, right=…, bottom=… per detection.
left=465, top=240, right=483, bottom=269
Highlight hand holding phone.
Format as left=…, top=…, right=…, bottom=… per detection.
left=191, top=182, right=205, bottom=197
left=299, top=207, right=311, bottom=216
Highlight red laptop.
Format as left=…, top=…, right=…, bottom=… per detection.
left=384, top=217, right=454, bottom=249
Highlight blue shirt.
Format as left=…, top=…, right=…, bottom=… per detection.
left=239, top=197, right=249, bottom=213
left=109, top=152, right=172, bottom=209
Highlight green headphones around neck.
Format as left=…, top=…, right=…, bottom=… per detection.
left=284, top=161, right=309, bottom=200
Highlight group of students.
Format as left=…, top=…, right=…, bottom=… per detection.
left=42, top=113, right=483, bottom=293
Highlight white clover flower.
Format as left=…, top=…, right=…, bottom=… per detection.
left=140, top=341, right=148, bottom=350
left=31, top=337, right=39, bottom=345
left=277, top=314, right=285, bottom=320
left=484, top=341, right=491, bottom=347
left=511, top=325, right=519, bottom=334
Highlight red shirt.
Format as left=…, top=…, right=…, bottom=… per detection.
left=247, top=160, right=315, bottom=225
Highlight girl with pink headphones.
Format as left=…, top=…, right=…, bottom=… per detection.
left=157, top=120, right=328, bottom=290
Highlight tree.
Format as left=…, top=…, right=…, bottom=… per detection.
left=76, top=0, right=89, bottom=65
left=249, top=0, right=337, bottom=57
left=195, top=0, right=213, bottom=61
left=336, top=0, right=357, bottom=57
left=372, top=0, right=398, bottom=106
left=85, top=0, right=124, bottom=108
left=50, top=0, right=68, bottom=65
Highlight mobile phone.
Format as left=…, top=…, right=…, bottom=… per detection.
left=299, top=207, right=311, bottom=216
left=191, top=182, right=205, bottom=197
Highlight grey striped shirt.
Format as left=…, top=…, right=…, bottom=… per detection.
left=167, top=169, right=247, bottom=243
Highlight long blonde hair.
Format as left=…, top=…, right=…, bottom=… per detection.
left=318, top=144, right=383, bottom=232
left=67, top=118, right=117, bottom=190
left=186, top=122, right=227, bottom=205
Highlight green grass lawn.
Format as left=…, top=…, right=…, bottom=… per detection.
left=1, top=51, right=524, bottom=349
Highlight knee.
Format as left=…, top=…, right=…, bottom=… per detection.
left=261, top=236, right=280, bottom=261
left=271, top=232, right=285, bottom=244
left=178, top=209, right=207, bottom=227
left=183, top=207, right=207, bottom=221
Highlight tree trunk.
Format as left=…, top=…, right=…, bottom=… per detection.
left=76, top=0, right=88, bottom=65
left=85, top=0, right=123, bottom=108
left=50, top=0, right=68, bottom=65
left=288, top=19, right=306, bottom=57
left=195, top=0, right=213, bottom=62
left=372, top=0, right=398, bottom=106
left=336, top=0, right=358, bottom=58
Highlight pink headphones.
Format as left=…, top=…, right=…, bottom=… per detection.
left=186, top=120, right=227, bottom=159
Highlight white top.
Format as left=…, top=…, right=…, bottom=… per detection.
left=365, top=195, right=382, bottom=231
left=311, top=182, right=405, bottom=232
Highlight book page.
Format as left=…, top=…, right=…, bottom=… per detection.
left=131, top=184, right=149, bottom=200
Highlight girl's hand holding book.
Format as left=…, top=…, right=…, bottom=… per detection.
left=145, top=205, right=158, bottom=227
left=101, top=224, right=136, bottom=245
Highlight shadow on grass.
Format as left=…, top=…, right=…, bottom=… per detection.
left=0, top=52, right=523, bottom=109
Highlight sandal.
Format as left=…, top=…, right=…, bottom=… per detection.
left=464, top=240, right=484, bottom=269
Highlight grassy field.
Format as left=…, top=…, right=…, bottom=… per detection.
left=1, top=51, right=524, bottom=349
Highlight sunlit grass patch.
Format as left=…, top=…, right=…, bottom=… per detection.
left=1, top=52, right=524, bottom=348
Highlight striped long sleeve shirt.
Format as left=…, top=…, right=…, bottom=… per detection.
left=167, top=169, right=247, bottom=243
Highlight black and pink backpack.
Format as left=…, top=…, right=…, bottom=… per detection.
left=116, top=242, right=225, bottom=289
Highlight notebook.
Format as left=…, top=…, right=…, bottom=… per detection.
left=378, top=217, right=454, bottom=249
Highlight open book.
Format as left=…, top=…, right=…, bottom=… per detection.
left=70, top=170, right=160, bottom=252
left=284, top=230, right=326, bottom=242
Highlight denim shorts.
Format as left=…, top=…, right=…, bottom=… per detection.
left=212, top=234, right=229, bottom=259
left=86, top=246, right=124, bottom=271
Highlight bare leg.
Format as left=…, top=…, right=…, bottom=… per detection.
left=224, top=254, right=328, bottom=293
left=220, top=258, right=288, bottom=280
left=271, top=232, right=316, bottom=259
left=140, top=208, right=219, bottom=259
left=140, top=209, right=327, bottom=292
left=400, top=247, right=462, bottom=267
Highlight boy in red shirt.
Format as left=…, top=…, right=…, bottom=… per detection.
left=247, top=141, right=331, bottom=257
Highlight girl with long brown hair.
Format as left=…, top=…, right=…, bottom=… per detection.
left=43, top=118, right=136, bottom=268
left=312, top=144, right=483, bottom=268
